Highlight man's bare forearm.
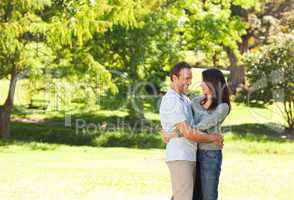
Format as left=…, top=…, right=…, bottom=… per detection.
left=184, top=128, right=213, bottom=142
left=175, top=122, right=223, bottom=146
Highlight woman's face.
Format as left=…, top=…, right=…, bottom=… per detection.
left=200, top=81, right=213, bottom=96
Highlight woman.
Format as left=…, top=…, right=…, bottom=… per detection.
left=162, top=68, right=231, bottom=200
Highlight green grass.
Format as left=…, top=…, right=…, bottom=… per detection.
left=1, top=72, right=294, bottom=199
left=0, top=143, right=293, bottom=200
left=7, top=101, right=290, bottom=149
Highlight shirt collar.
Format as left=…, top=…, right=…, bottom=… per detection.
left=168, top=88, right=185, bottom=101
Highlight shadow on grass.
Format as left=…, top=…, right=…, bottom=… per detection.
left=1, top=112, right=293, bottom=150
left=3, top=111, right=163, bottom=149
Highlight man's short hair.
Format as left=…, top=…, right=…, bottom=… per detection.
left=170, top=61, right=192, bottom=81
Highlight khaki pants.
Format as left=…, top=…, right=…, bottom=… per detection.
left=167, top=160, right=196, bottom=200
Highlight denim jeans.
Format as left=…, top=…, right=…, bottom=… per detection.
left=193, top=150, right=223, bottom=200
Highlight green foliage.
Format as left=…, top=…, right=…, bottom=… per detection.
left=93, top=3, right=185, bottom=117
left=0, top=1, right=165, bottom=137
left=0, top=0, right=52, bottom=76
left=92, top=0, right=257, bottom=117
left=0, top=0, right=159, bottom=91
left=233, top=0, right=256, bottom=9
left=168, top=0, right=254, bottom=66
left=245, top=33, right=294, bottom=131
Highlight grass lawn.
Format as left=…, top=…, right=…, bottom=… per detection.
left=0, top=140, right=294, bottom=200
left=1, top=69, right=293, bottom=200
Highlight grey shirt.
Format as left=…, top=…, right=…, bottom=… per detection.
left=160, top=89, right=197, bottom=162
left=191, top=96, right=229, bottom=150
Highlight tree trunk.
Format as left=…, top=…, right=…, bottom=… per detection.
left=224, top=46, right=246, bottom=94
left=0, top=67, right=18, bottom=138
left=125, top=59, right=146, bottom=122
left=226, top=5, right=250, bottom=94
left=127, top=95, right=145, bottom=122
left=229, top=65, right=246, bottom=94
left=284, top=98, right=294, bottom=134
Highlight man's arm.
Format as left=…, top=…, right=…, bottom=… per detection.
left=176, top=121, right=223, bottom=147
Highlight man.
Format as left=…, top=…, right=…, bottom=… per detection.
left=159, top=62, right=223, bottom=200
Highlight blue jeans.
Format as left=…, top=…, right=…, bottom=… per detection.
left=193, top=150, right=223, bottom=200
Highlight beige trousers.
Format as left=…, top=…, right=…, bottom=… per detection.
left=167, top=160, right=196, bottom=200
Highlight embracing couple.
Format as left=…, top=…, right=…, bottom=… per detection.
left=159, top=61, right=231, bottom=200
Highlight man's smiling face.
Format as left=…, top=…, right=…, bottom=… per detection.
left=173, top=68, right=192, bottom=94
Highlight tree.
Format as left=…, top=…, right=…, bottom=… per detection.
left=169, top=0, right=255, bottom=93
left=172, top=0, right=293, bottom=94
left=221, top=0, right=258, bottom=93
left=0, top=0, right=55, bottom=137
left=93, top=1, right=184, bottom=121
left=0, top=0, right=156, bottom=137
left=225, top=0, right=294, bottom=93
left=245, top=33, right=294, bottom=133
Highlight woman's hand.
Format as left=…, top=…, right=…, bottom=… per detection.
left=207, top=133, right=224, bottom=148
left=161, top=130, right=178, bottom=144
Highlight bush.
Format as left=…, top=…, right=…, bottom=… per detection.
left=245, top=33, right=294, bottom=132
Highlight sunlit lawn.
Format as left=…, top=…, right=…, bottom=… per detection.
left=0, top=141, right=294, bottom=200
left=0, top=68, right=293, bottom=200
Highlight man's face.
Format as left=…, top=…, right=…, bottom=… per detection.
left=173, top=68, right=192, bottom=94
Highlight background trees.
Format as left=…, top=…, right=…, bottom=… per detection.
left=94, top=2, right=184, bottom=120
left=0, top=0, right=293, bottom=137
left=245, top=35, right=294, bottom=133
left=0, top=0, right=160, bottom=137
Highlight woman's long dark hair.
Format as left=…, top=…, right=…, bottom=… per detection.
left=201, top=68, right=231, bottom=113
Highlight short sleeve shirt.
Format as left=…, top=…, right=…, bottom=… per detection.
left=159, top=89, right=197, bottom=162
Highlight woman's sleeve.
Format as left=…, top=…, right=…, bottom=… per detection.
left=194, top=103, right=229, bottom=131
